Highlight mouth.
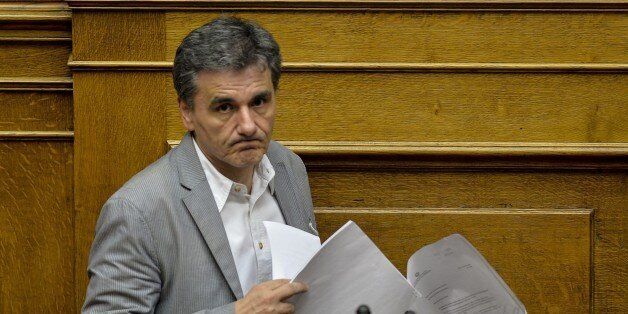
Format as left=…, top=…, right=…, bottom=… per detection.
left=232, top=139, right=263, bottom=150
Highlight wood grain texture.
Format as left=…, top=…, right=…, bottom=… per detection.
left=282, top=62, right=628, bottom=72
left=282, top=141, right=628, bottom=157
left=0, top=2, right=70, bottom=22
left=67, top=60, right=628, bottom=72
left=0, top=2, right=71, bottom=41
left=73, top=71, right=169, bottom=311
left=166, top=72, right=628, bottom=142
left=72, top=11, right=166, bottom=61
left=70, top=6, right=627, bottom=314
left=288, top=141, right=628, bottom=170
left=0, top=77, right=72, bottom=91
left=0, top=131, right=73, bottom=140
left=0, top=141, right=74, bottom=313
left=315, top=208, right=592, bottom=313
left=168, top=140, right=628, bottom=170
left=0, top=4, right=74, bottom=311
left=166, top=11, right=628, bottom=63
left=67, top=0, right=628, bottom=11
left=0, top=42, right=70, bottom=77
left=0, top=91, right=72, bottom=131
left=0, top=27, right=71, bottom=43
left=307, top=169, right=626, bottom=312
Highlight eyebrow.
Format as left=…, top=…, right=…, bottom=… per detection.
left=252, top=91, right=272, bottom=101
left=210, top=96, right=235, bottom=105
left=210, top=90, right=272, bottom=105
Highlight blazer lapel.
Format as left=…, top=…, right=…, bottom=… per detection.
left=273, top=162, right=311, bottom=234
left=175, top=133, right=244, bottom=299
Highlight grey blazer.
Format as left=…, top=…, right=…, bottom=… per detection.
left=82, top=133, right=317, bottom=314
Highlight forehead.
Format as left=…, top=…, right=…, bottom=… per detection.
left=195, top=65, right=273, bottom=98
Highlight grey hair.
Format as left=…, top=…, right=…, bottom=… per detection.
left=173, top=16, right=282, bottom=108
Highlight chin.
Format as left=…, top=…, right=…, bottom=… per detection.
left=232, top=150, right=264, bottom=167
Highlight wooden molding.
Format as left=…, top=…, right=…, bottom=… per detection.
left=0, top=3, right=71, bottom=22
left=0, top=77, right=73, bottom=91
left=313, top=207, right=593, bottom=215
left=167, top=140, right=628, bottom=170
left=278, top=141, right=628, bottom=157
left=0, top=3, right=71, bottom=41
left=0, top=37, right=72, bottom=43
left=167, top=140, right=628, bottom=157
left=0, top=131, right=74, bottom=140
left=285, top=62, right=628, bottom=73
left=68, top=61, right=628, bottom=73
left=66, top=0, right=628, bottom=11
left=68, top=60, right=172, bottom=71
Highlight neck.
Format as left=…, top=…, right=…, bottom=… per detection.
left=218, top=164, right=254, bottom=192
left=192, top=135, right=256, bottom=192
left=204, top=155, right=255, bottom=192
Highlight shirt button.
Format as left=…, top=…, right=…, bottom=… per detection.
left=234, top=186, right=241, bottom=193
left=258, top=242, right=263, bottom=250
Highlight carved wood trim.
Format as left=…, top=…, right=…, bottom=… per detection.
left=0, top=3, right=71, bottom=22
left=279, top=141, right=628, bottom=156
left=68, top=61, right=628, bottom=73
left=66, top=0, right=628, bottom=11
left=0, top=131, right=74, bottom=140
left=68, top=60, right=172, bottom=71
left=0, top=3, right=71, bottom=41
left=167, top=140, right=628, bottom=170
left=0, top=77, right=73, bottom=91
left=313, top=207, right=594, bottom=215
left=0, top=37, right=72, bottom=43
left=285, top=62, right=628, bottom=73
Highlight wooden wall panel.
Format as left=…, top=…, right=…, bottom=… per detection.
left=68, top=2, right=627, bottom=313
left=308, top=170, right=625, bottom=210
left=315, top=208, right=592, bottom=313
left=308, top=168, right=626, bottom=312
left=166, top=11, right=627, bottom=63
left=0, top=3, right=74, bottom=312
left=0, top=30, right=69, bottom=40
left=0, top=91, right=72, bottom=131
left=72, top=10, right=170, bottom=311
left=0, top=141, right=74, bottom=313
left=0, top=42, right=70, bottom=77
left=166, top=72, right=628, bottom=142
left=72, top=11, right=165, bottom=61
left=73, top=71, right=169, bottom=310
left=0, top=2, right=70, bottom=42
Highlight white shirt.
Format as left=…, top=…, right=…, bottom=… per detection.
left=193, top=139, right=286, bottom=295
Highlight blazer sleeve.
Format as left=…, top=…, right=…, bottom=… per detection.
left=82, top=198, right=162, bottom=314
left=192, top=303, right=235, bottom=314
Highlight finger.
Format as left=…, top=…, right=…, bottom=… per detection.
left=262, top=279, right=291, bottom=290
left=274, top=282, right=308, bottom=300
left=275, top=302, right=296, bottom=314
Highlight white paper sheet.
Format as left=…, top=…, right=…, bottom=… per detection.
left=407, top=234, right=526, bottom=314
left=263, top=221, right=321, bottom=280
left=288, top=221, right=434, bottom=314
left=263, top=221, right=523, bottom=314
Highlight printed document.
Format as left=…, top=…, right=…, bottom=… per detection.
left=263, top=221, right=526, bottom=314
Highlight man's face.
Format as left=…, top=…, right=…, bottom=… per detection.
left=179, top=64, right=276, bottom=174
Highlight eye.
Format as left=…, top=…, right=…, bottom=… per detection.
left=215, top=103, right=233, bottom=113
left=252, top=97, right=267, bottom=107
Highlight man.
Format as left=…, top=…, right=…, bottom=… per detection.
left=83, top=17, right=316, bottom=313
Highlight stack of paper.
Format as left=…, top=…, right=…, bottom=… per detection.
left=263, top=221, right=525, bottom=314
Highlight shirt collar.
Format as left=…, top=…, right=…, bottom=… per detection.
left=256, top=154, right=275, bottom=195
left=193, top=138, right=275, bottom=212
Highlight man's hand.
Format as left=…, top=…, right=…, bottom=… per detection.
left=235, top=279, right=308, bottom=314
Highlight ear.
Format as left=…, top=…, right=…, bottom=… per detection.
left=178, top=99, right=195, bottom=132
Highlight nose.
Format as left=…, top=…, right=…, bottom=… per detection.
left=235, top=106, right=257, bottom=137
